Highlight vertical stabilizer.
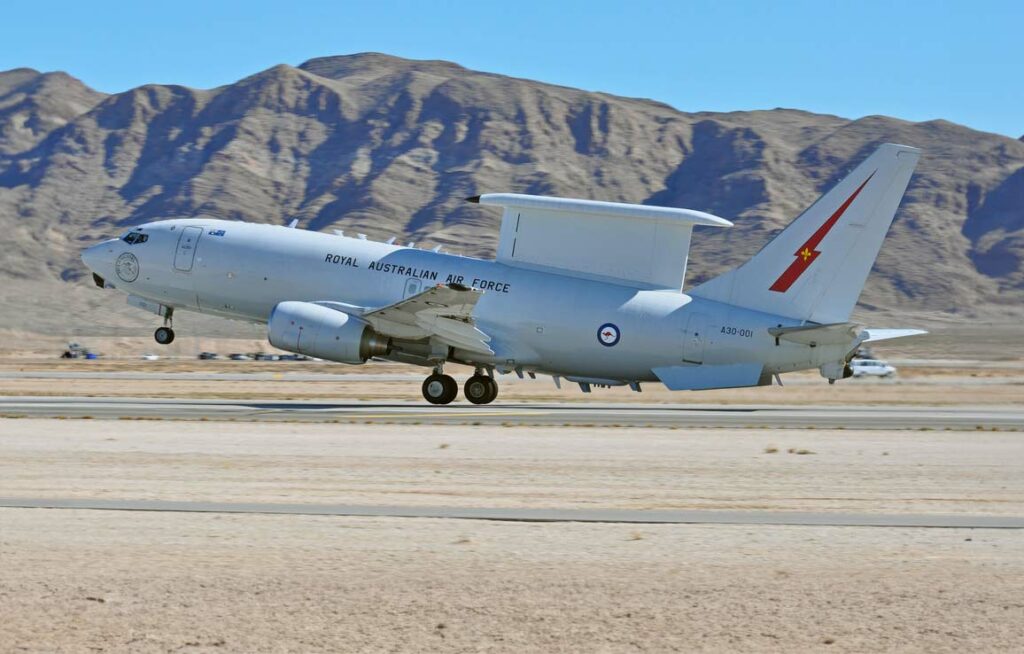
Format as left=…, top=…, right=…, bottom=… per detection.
left=690, top=143, right=920, bottom=323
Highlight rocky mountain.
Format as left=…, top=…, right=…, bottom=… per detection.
left=0, top=69, right=106, bottom=156
left=1, top=53, right=1023, bottom=339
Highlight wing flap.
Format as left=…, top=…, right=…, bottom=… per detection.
left=360, top=284, right=493, bottom=354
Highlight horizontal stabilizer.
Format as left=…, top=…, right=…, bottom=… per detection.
left=653, top=363, right=765, bottom=391
left=768, top=323, right=928, bottom=347
left=768, top=322, right=861, bottom=346
left=861, top=328, right=928, bottom=343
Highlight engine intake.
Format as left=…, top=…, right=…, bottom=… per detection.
left=267, top=301, right=390, bottom=364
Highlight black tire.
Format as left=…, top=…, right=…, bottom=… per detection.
left=422, top=374, right=457, bottom=405
left=465, top=375, right=498, bottom=405
left=154, top=327, right=175, bottom=345
left=482, top=376, right=499, bottom=404
left=464, top=376, right=490, bottom=404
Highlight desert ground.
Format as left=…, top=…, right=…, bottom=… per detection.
left=2, top=331, right=1023, bottom=652
left=2, top=397, right=1023, bottom=652
left=4, top=509, right=1022, bottom=653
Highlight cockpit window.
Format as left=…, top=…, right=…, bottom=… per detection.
left=122, top=232, right=149, bottom=245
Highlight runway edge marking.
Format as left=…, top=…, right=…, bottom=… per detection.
left=2, top=498, right=1022, bottom=529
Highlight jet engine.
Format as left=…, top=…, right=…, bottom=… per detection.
left=267, top=301, right=390, bottom=364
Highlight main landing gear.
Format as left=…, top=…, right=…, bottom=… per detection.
left=421, top=367, right=499, bottom=405
left=154, top=309, right=175, bottom=345
left=464, top=373, right=498, bottom=405
left=422, top=372, right=458, bottom=405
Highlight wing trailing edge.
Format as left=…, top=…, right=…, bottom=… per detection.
left=319, top=284, right=493, bottom=355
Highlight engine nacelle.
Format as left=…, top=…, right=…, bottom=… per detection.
left=267, top=301, right=390, bottom=364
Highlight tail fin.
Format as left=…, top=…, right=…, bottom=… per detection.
left=690, top=143, right=920, bottom=323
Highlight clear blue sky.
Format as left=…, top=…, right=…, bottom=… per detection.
left=2, top=0, right=1020, bottom=138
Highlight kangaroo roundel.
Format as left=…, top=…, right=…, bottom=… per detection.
left=597, top=323, right=621, bottom=347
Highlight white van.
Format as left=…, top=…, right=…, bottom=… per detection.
left=850, top=359, right=896, bottom=378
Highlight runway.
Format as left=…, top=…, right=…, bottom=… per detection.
left=1, top=395, right=1022, bottom=429
left=3, top=497, right=1022, bottom=528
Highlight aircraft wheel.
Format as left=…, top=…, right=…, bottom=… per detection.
left=422, top=374, right=458, bottom=405
left=154, top=326, right=175, bottom=345
left=464, top=375, right=498, bottom=405
left=483, top=377, right=499, bottom=404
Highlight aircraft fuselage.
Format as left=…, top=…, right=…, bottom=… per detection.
left=82, top=217, right=851, bottom=384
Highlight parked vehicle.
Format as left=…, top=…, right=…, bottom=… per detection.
left=198, top=352, right=220, bottom=360
left=850, top=359, right=895, bottom=378
left=61, top=342, right=99, bottom=359
left=228, top=353, right=251, bottom=361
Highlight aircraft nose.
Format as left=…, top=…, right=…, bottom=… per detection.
left=81, top=243, right=103, bottom=272
left=81, top=239, right=118, bottom=281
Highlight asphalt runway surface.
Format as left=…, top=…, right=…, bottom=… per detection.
left=1, top=396, right=1022, bottom=429
left=3, top=497, right=1021, bottom=528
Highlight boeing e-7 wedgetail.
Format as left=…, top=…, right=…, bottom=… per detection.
left=82, top=143, right=925, bottom=404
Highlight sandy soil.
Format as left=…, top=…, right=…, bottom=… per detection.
left=2, top=421, right=1023, bottom=515
left=2, top=419, right=1023, bottom=652
left=3, top=510, right=1022, bottom=653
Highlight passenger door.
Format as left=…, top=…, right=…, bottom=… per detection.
left=682, top=313, right=707, bottom=364
left=174, top=226, right=203, bottom=272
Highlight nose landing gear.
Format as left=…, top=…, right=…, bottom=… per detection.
left=154, top=308, right=175, bottom=345
left=154, top=326, right=175, bottom=345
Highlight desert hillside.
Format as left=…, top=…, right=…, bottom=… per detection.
left=1, top=53, right=1022, bottom=340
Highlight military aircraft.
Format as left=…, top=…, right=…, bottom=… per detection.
left=82, top=143, right=925, bottom=404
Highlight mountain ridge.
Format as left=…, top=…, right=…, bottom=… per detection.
left=0, top=53, right=1022, bottom=338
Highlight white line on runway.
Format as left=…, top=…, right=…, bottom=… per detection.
left=1, top=397, right=1022, bottom=429
left=1, top=498, right=1022, bottom=529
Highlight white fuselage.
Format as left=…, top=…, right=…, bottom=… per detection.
left=82, top=218, right=854, bottom=384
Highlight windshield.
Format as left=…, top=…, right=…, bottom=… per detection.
left=121, top=231, right=149, bottom=245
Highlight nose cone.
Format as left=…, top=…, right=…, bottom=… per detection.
left=81, top=243, right=102, bottom=272
left=81, top=239, right=118, bottom=287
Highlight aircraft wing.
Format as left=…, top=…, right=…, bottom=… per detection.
left=342, top=284, right=493, bottom=355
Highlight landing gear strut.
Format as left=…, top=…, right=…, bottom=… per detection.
left=464, top=372, right=498, bottom=405
left=154, top=309, right=175, bottom=345
left=422, top=368, right=458, bottom=405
